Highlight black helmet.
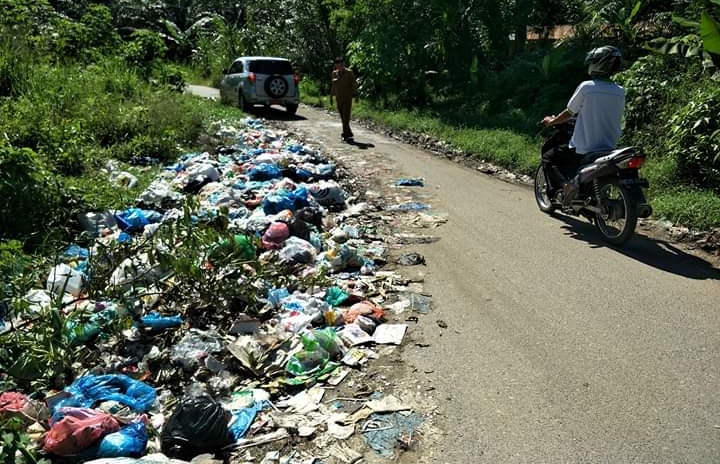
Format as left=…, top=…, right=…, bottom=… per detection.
left=585, top=45, right=622, bottom=77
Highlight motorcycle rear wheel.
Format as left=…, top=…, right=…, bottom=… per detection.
left=534, top=165, right=556, bottom=213
left=594, top=181, right=637, bottom=245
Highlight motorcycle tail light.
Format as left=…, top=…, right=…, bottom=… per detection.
left=627, top=157, right=646, bottom=169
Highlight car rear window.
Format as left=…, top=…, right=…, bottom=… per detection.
left=248, top=60, right=294, bottom=75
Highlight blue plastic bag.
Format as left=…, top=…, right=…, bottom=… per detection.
left=247, top=163, right=281, bottom=181
left=117, top=232, right=133, bottom=243
left=294, top=168, right=313, bottom=181
left=262, top=187, right=310, bottom=215
left=53, top=375, right=156, bottom=414
left=65, top=307, right=118, bottom=346
left=65, top=245, right=90, bottom=259
left=267, top=288, right=290, bottom=307
left=316, top=164, right=337, bottom=179
left=139, top=312, right=183, bottom=330
left=86, top=421, right=148, bottom=458
left=115, top=208, right=149, bottom=232
left=228, top=401, right=270, bottom=441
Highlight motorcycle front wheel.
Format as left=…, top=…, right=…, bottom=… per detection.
left=534, top=165, right=556, bottom=213
left=594, top=181, right=637, bottom=245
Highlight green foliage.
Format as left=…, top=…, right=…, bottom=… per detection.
left=0, top=416, right=48, bottom=464
left=666, top=80, right=720, bottom=189
left=122, top=29, right=168, bottom=77
left=651, top=188, right=720, bottom=229
left=615, top=54, right=698, bottom=130
left=646, top=3, right=720, bottom=68
left=0, top=144, right=67, bottom=242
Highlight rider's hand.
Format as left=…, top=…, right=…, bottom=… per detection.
left=542, top=115, right=555, bottom=127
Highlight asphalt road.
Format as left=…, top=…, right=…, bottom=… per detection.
left=188, top=86, right=720, bottom=463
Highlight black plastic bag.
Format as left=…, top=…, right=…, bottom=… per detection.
left=160, top=392, right=230, bottom=459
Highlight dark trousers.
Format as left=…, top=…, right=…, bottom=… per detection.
left=542, top=144, right=577, bottom=190
left=337, top=97, right=353, bottom=138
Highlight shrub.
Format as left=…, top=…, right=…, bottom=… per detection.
left=666, top=80, right=720, bottom=190
left=122, top=30, right=167, bottom=77
left=0, top=144, right=68, bottom=242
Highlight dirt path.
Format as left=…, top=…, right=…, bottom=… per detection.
left=189, top=87, right=720, bottom=463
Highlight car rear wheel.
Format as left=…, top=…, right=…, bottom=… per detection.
left=265, top=75, right=289, bottom=98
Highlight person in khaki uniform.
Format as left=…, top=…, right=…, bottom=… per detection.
left=330, top=57, right=358, bottom=141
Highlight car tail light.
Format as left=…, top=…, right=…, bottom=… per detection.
left=293, top=74, right=301, bottom=84
left=627, top=157, right=646, bottom=169
left=248, top=72, right=256, bottom=84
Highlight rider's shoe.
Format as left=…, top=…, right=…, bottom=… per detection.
left=562, top=179, right=579, bottom=206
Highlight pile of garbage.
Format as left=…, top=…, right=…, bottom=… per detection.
left=0, top=119, right=436, bottom=463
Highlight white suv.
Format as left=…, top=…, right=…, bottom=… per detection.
left=219, top=56, right=300, bottom=115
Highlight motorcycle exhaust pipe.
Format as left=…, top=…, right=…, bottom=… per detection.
left=577, top=162, right=615, bottom=184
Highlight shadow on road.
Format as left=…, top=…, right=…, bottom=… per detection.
left=343, top=139, right=375, bottom=150
left=249, top=106, right=307, bottom=121
left=554, top=214, right=720, bottom=280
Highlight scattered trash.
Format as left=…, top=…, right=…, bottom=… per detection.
left=393, top=233, right=440, bottom=244
left=397, top=252, right=425, bottom=266
left=43, top=408, right=121, bottom=456
left=140, top=312, right=183, bottom=330
left=6, top=118, right=445, bottom=463
left=388, top=202, right=430, bottom=212
left=161, top=392, right=230, bottom=459
left=171, top=330, right=224, bottom=371
left=373, top=324, right=408, bottom=345
left=51, top=375, right=156, bottom=414
left=92, top=420, right=149, bottom=458
left=362, top=412, right=423, bottom=457
left=395, top=178, right=424, bottom=187
left=47, top=263, right=84, bottom=297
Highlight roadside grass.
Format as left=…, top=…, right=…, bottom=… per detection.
left=0, top=51, right=250, bottom=250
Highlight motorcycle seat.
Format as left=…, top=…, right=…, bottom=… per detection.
left=578, top=147, right=635, bottom=168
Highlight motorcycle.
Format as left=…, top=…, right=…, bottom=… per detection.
left=534, top=122, right=652, bottom=245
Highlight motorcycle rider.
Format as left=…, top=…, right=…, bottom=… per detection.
left=542, top=46, right=625, bottom=205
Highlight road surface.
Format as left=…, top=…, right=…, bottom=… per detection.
left=189, top=86, right=720, bottom=463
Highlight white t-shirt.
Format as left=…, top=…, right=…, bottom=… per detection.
left=566, top=79, right=625, bottom=155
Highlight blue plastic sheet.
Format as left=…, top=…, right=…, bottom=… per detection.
left=139, top=312, right=183, bottom=330
left=262, top=187, right=310, bottom=215
left=53, top=375, right=156, bottom=414
left=86, top=421, right=148, bottom=458
left=247, top=163, right=281, bottom=181
left=228, top=401, right=270, bottom=441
